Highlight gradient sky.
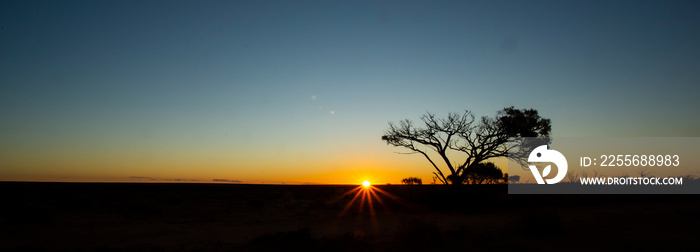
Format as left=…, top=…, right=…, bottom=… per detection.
left=1, top=0, right=699, bottom=184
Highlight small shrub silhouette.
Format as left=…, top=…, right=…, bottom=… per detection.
left=401, top=177, right=422, bottom=185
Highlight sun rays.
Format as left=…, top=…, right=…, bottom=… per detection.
left=337, top=182, right=404, bottom=219
left=326, top=181, right=411, bottom=237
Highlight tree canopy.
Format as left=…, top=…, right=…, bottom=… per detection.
left=463, top=162, right=506, bottom=184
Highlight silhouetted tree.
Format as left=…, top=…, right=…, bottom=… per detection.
left=401, top=177, right=423, bottom=185
left=463, top=162, right=504, bottom=184
left=382, top=107, right=550, bottom=185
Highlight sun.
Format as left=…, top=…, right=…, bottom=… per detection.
left=338, top=180, right=405, bottom=221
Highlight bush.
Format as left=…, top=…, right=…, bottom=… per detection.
left=402, top=177, right=422, bottom=185
left=464, top=162, right=507, bottom=184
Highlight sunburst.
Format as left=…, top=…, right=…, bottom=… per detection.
left=338, top=182, right=405, bottom=219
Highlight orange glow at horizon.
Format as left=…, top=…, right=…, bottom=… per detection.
left=0, top=125, right=445, bottom=184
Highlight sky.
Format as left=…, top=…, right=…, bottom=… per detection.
left=1, top=0, right=699, bottom=184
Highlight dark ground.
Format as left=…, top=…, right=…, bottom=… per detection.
left=1, top=182, right=698, bottom=251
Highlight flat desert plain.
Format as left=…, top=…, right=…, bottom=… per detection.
left=1, top=182, right=698, bottom=251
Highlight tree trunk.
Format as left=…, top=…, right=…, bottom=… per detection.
left=449, top=174, right=465, bottom=185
